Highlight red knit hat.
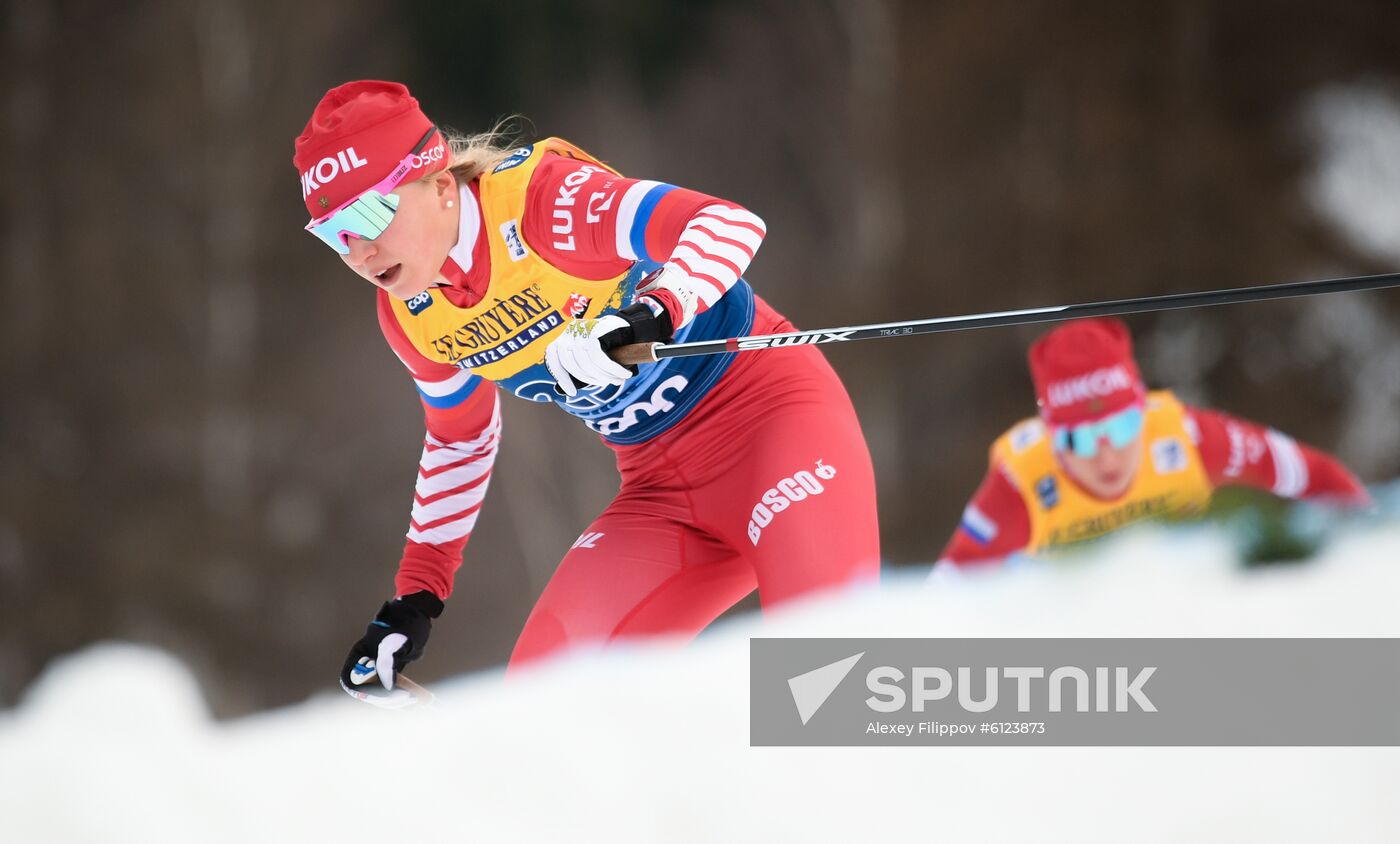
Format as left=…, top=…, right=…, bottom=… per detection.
left=293, top=80, right=448, bottom=218
left=1028, top=318, right=1146, bottom=426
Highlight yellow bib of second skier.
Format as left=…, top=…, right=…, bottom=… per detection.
left=384, top=138, right=632, bottom=382
left=990, top=390, right=1215, bottom=553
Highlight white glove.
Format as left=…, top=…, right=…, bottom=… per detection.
left=544, top=314, right=636, bottom=397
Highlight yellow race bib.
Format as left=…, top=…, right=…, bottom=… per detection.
left=991, top=390, right=1214, bottom=552
left=384, top=138, right=634, bottom=386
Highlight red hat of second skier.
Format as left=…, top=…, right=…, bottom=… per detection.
left=293, top=80, right=447, bottom=218
left=1029, top=318, right=1146, bottom=426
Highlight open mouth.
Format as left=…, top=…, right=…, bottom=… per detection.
left=373, top=264, right=402, bottom=286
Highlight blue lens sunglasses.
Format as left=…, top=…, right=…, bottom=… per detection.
left=1052, top=404, right=1146, bottom=458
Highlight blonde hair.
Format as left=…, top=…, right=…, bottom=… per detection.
left=438, top=116, right=533, bottom=184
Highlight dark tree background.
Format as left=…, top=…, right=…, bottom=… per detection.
left=4, top=0, right=1399, bottom=716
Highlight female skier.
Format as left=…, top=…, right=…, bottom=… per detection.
left=938, top=317, right=1369, bottom=566
left=294, top=81, right=879, bottom=703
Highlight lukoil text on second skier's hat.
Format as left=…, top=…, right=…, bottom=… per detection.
left=1029, top=318, right=1146, bottom=427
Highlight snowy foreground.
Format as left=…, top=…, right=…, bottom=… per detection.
left=4, top=520, right=1400, bottom=843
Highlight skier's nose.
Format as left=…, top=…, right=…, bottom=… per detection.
left=344, top=235, right=378, bottom=268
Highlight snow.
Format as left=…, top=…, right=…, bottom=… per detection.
left=3, top=516, right=1400, bottom=843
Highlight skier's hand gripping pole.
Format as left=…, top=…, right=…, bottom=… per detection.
left=340, top=591, right=442, bottom=709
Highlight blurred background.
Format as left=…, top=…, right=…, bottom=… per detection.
left=4, top=0, right=1400, bottom=717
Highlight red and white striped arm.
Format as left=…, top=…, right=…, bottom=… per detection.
left=378, top=290, right=504, bottom=600
left=393, top=391, right=501, bottom=599
left=644, top=203, right=766, bottom=329
left=1187, top=406, right=1369, bottom=506
left=408, top=398, right=500, bottom=545
left=521, top=158, right=768, bottom=332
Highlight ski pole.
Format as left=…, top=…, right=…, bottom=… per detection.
left=396, top=675, right=436, bottom=708
left=610, top=270, right=1400, bottom=366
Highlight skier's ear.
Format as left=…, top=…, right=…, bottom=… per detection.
left=430, top=168, right=457, bottom=201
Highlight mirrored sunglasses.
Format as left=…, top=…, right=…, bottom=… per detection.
left=1052, top=404, right=1145, bottom=458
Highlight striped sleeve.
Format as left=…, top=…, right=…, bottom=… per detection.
left=377, top=291, right=502, bottom=600
left=620, top=185, right=766, bottom=329
left=523, top=156, right=767, bottom=331
left=1188, top=406, right=1369, bottom=506
left=409, top=398, right=500, bottom=547
left=1263, top=429, right=1308, bottom=499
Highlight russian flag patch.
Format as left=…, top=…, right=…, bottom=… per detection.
left=960, top=504, right=999, bottom=546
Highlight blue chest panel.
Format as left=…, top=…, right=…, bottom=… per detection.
left=497, top=271, right=755, bottom=445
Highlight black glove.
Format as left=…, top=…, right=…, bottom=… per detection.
left=339, top=590, right=443, bottom=707
left=611, top=299, right=675, bottom=349
left=597, top=300, right=675, bottom=376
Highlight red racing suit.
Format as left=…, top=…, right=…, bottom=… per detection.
left=374, top=140, right=879, bottom=670
left=940, top=393, right=1369, bottom=566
